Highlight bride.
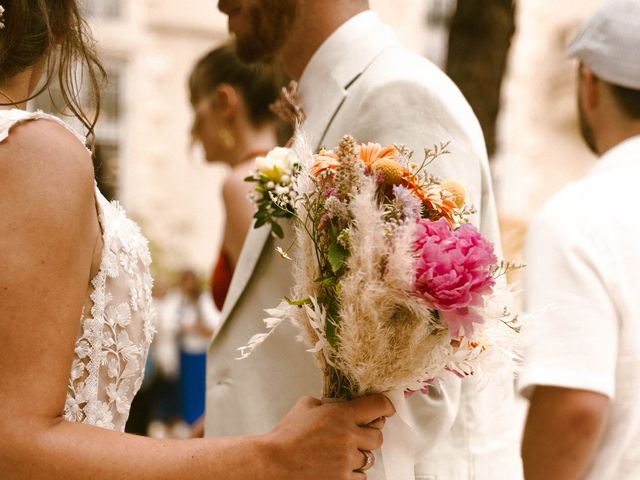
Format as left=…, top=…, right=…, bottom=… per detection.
left=0, top=1, right=392, bottom=478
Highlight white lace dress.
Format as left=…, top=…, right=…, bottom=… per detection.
left=0, top=109, right=156, bottom=432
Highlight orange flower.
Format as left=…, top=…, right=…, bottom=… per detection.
left=402, top=174, right=461, bottom=226
left=311, top=151, right=339, bottom=177
left=358, top=143, right=398, bottom=168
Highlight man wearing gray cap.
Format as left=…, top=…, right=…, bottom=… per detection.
left=518, top=1, right=640, bottom=479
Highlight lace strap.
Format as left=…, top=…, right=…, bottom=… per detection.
left=0, top=109, right=88, bottom=149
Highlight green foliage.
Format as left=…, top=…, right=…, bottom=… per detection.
left=250, top=185, right=291, bottom=239
left=284, top=296, right=312, bottom=307
left=324, top=299, right=340, bottom=348
left=328, top=241, right=349, bottom=273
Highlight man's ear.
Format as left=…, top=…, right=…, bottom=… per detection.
left=215, top=84, right=240, bottom=120
left=580, top=64, right=600, bottom=111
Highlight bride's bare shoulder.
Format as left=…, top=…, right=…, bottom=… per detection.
left=0, top=117, right=95, bottom=205
left=0, top=117, right=96, bottom=240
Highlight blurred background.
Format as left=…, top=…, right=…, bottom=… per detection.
left=34, top=0, right=603, bottom=280
left=33, top=0, right=605, bottom=435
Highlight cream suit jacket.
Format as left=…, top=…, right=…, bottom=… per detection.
left=206, top=13, right=523, bottom=479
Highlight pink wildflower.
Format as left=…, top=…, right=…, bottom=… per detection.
left=319, top=213, right=332, bottom=230
left=324, top=187, right=337, bottom=198
left=413, top=218, right=496, bottom=338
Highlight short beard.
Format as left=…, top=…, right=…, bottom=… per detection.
left=577, top=95, right=598, bottom=154
left=235, top=0, right=299, bottom=63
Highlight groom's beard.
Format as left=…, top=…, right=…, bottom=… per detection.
left=229, top=0, right=299, bottom=63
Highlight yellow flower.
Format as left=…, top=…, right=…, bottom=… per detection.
left=440, top=179, right=466, bottom=208
left=371, top=157, right=407, bottom=185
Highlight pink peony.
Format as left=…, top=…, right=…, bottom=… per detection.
left=413, top=218, right=497, bottom=338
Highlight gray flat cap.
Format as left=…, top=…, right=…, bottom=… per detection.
left=567, top=0, right=640, bottom=89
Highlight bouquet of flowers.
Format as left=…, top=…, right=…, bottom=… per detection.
left=241, top=134, right=521, bottom=401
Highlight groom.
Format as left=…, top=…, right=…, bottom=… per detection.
left=207, top=0, right=522, bottom=478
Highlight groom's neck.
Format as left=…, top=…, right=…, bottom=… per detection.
left=280, top=1, right=369, bottom=80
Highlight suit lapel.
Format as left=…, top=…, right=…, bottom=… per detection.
left=215, top=225, right=270, bottom=331
left=301, top=79, right=348, bottom=151
left=298, top=17, right=400, bottom=150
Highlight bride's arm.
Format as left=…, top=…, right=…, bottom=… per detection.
left=0, top=120, right=393, bottom=480
left=3, top=396, right=388, bottom=480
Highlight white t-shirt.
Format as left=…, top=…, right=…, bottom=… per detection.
left=518, top=136, right=640, bottom=480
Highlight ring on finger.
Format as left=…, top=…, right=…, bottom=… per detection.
left=356, top=449, right=375, bottom=472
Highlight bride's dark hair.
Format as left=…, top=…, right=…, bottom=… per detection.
left=0, top=0, right=106, bottom=136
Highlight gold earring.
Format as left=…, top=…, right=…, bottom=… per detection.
left=218, top=127, right=236, bottom=149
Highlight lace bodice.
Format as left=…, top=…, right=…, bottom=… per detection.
left=0, top=109, right=155, bottom=432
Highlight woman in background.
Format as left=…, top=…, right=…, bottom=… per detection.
left=189, top=44, right=291, bottom=311
left=171, top=269, right=219, bottom=426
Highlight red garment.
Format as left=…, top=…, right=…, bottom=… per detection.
left=211, top=249, right=233, bottom=311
